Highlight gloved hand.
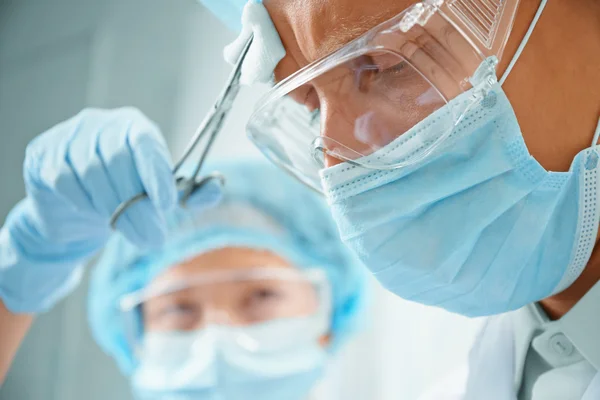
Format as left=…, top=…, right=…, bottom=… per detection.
left=0, top=108, right=222, bottom=314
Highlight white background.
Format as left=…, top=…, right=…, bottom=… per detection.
left=0, top=0, right=484, bottom=399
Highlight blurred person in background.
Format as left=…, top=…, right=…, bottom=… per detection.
left=0, top=108, right=366, bottom=400
left=88, top=159, right=366, bottom=399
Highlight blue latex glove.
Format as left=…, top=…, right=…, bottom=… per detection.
left=0, top=108, right=222, bottom=313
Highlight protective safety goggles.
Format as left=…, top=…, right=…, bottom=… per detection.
left=246, top=0, right=521, bottom=191
left=120, top=267, right=332, bottom=357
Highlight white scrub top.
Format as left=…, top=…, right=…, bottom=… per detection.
left=514, top=303, right=597, bottom=400
left=418, top=281, right=600, bottom=400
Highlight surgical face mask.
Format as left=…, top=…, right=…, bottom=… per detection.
left=131, top=320, right=327, bottom=400
left=321, top=82, right=600, bottom=316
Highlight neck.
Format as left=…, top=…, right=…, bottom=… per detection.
left=541, top=242, right=600, bottom=320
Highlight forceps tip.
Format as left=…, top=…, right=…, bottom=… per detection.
left=179, top=172, right=226, bottom=208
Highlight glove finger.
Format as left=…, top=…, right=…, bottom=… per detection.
left=97, top=108, right=171, bottom=248
left=65, top=109, right=137, bottom=241
left=24, top=111, right=105, bottom=240
left=183, top=177, right=223, bottom=210
left=65, top=109, right=120, bottom=219
left=127, top=112, right=177, bottom=213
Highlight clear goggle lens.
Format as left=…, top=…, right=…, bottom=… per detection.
left=247, top=0, right=520, bottom=191
left=120, top=267, right=331, bottom=357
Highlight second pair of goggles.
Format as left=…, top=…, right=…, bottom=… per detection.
left=120, top=267, right=332, bottom=357
left=247, top=0, right=522, bottom=191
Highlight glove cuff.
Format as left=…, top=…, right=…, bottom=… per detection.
left=0, top=199, right=96, bottom=313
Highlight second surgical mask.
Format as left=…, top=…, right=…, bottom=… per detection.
left=131, top=319, right=327, bottom=400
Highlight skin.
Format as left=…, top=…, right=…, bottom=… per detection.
left=264, top=0, right=600, bottom=319
left=0, top=302, right=32, bottom=385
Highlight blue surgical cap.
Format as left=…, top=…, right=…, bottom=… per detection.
left=197, top=0, right=249, bottom=32
left=88, top=159, right=367, bottom=375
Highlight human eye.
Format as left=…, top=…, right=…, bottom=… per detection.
left=145, top=299, right=201, bottom=331
left=240, top=283, right=289, bottom=323
left=353, top=53, right=412, bottom=93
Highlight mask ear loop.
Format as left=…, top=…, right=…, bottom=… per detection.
left=592, top=118, right=600, bottom=147
left=499, top=0, right=549, bottom=86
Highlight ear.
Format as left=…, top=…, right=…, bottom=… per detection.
left=319, top=334, right=331, bottom=347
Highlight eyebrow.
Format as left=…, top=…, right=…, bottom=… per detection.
left=313, top=9, right=401, bottom=61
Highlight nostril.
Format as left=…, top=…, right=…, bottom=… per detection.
left=313, top=145, right=345, bottom=167
left=325, top=154, right=344, bottom=168
left=312, top=137, right=343, bottom=168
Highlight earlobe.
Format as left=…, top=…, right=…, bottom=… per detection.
left=319, top=334, right=331, bottom=347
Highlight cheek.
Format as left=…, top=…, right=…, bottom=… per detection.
left=287, top=85, right=313, bottom=107
left=273, top=54, right=301, bottom=84
left=294, top=285, right=321, bottom=314
left=504, top=75, right=593, bottom=173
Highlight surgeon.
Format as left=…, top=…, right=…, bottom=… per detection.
left=207, top=0, right=600, bottom=399
left=88, top=159, right=365, bottom=399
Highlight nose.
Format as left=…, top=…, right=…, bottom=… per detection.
left=319, top=101, right=357, bottom=168
left=200, top=308, right=232, bottom=328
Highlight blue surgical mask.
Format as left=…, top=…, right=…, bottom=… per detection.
left=320, top=78, right=600, bottom=317
left=131, top=320, right=327, bottom=400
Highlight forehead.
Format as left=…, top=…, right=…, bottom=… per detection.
left=265, top=0, right=419, bottom=65
left=151, top=247, right=293, bottom=286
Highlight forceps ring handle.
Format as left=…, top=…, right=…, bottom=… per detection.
left=178, top=172, right=225, bottom=206
left=109, top=172, right=225, bottom=229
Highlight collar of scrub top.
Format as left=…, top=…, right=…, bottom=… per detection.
left=109, top=35, right=255, bottom=228
left=514, top=281, right=600, bottom=374
left=556, top=280, right=600, bottom=370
